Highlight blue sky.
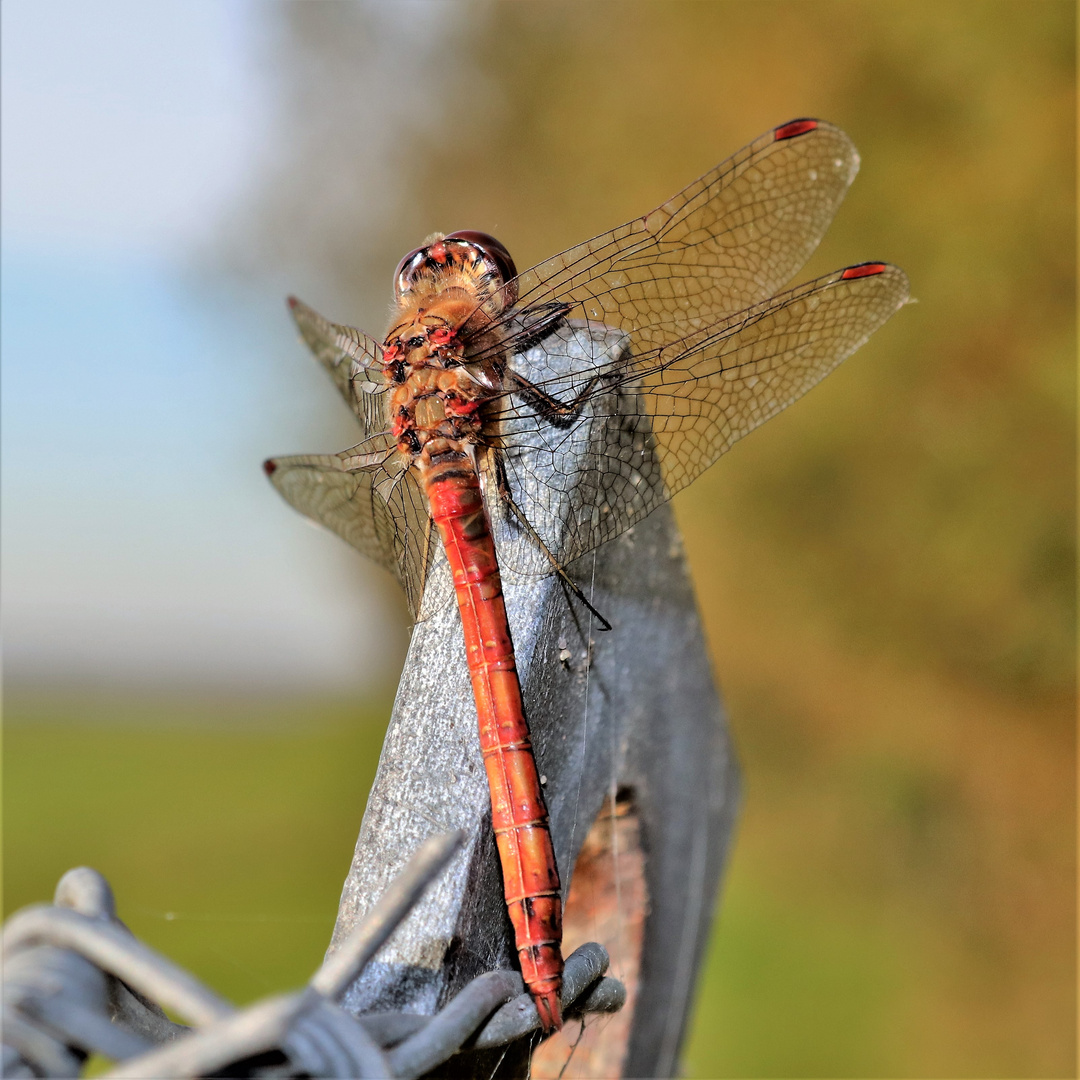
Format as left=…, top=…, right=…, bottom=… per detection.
left=2, top=1, right=404, bottom=691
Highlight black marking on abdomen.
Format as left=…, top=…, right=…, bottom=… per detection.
left=429, top=448, right=468, bottom=465
left=428, top=467, right=474, bottom=483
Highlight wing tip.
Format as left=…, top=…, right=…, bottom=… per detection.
left=263, top=458, right=278, bottom=477
left=836, top=261, right=911, bottom=305
left=287, top=295, right=311, bottom=324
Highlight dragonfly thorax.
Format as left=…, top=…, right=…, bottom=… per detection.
left=384, top=240, right=516, bottom=469
left=388, top=354, right=488, bottom=466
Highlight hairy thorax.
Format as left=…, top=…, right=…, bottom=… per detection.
left=382, top=264, right=510, bottom=476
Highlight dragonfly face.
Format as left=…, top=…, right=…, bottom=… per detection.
left=393, top=230, right=517, bottom=306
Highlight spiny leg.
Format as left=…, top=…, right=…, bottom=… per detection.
left=492, top=452, right=612, bottom=633
left=505, top=369, right=607, bottom=431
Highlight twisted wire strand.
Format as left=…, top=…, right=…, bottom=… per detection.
left=2, top=838, right=624, bottom=1079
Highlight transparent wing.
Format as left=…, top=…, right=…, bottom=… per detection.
left=477, top=118, right=860, bottom=366
left=264, top=435, right=439, bottom=618
left=288, top=296, right=390, bottom=439
left=490, top=263, right=910, bottom=574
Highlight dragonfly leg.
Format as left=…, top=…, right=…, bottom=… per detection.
left=506, top=370, right=606, bottom=430
left=511, top=301, right=573, bottom=352
left=492, top=454, right=612, bottom=633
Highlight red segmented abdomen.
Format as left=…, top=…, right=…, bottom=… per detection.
left=425, top=461, right=564, bottom=1032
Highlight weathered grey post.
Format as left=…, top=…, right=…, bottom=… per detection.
left=328, top=326, right=741, bottom=1078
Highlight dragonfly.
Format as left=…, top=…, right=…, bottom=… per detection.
left=264, top=118, right=909, bottom=1031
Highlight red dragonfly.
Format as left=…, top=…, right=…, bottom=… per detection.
left=265, top=118, right=909, bottom=1031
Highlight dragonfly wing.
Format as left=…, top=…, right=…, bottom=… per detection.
left=641, top=262, right=910, bottom=494
left=264, top=439, right=437, bottom=619
left=494, top=263, right=910, bottom=570
left=288, top=296, right=390, bottom=439
left=484, top=119, right=860, bottom=364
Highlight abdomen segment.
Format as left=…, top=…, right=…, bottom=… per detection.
left=425, top=461, right=564, bottom=1032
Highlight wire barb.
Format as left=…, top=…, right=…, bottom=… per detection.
left=2, top=858, right=624, bottom=1079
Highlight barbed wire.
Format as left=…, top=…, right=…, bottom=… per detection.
left=1, top=833, right=624, bottom=1079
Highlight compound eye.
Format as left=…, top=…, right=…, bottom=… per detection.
left=394, top=247, right=429, bottom=299
left=444, top=230, right=518, bottom=305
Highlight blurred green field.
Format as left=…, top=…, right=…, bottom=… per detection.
left=0, top=698, right=917, bottom=1073
left=2, top=696, right=391, bottom=1001
left=4, top=673, right=1073, bottom=1076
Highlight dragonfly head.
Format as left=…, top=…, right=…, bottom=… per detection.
left=394, top=231, right=518, bottom=311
